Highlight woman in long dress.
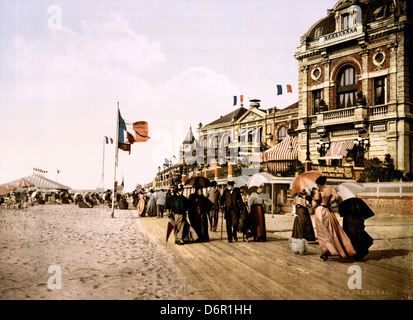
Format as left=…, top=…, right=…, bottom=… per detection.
left=291, top=190, right=316, bottom=242
left=146, top=189, right=157, bottom=217
left=137, top=191, right=146, bottom=217
left=313, top=176, right=356, bottom=261
left=188, top=186, right=213, bottom=242
left=248, top=186, right=271, bottom=242
left=339, top=197, right=374, bottom=260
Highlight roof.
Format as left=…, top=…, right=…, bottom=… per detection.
left=1, top=174, right=71, bottom=190
left=282, top=101, right=299, bottom=112
left=182, top=127, right=195, bottom=144
left=205, top=107, right=248, bottom=127
left=304, top=0, right=405, bottom=42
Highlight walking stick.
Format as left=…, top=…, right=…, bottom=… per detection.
left=220, top=207, right=223, bottom=242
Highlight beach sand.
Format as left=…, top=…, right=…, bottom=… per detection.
left=1, top=203, right=412, bottom=300
left=0, top=204, right=202, bottom=300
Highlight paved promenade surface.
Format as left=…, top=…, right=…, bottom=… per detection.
left=141, top=211, right=413, bottom=300
left=0, top=204, right=411, bottom=300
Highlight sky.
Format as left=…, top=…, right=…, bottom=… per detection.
left=0, top=0, right=338, bottom=192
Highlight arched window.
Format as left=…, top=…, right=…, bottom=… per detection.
left=337, top=66, right=357, bottom=109
left=278, top=126, right=287, bottom=143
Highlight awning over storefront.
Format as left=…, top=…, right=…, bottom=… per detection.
left=321, top=140, right=354, bottom=160
left=264, top=135, right=299, bottom=161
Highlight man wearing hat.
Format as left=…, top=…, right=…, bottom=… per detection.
left=207, top=180, right=221, bottom=232
left=220, top=180, right=243, bottom=242
left=165, top=184, right=198, bottom=245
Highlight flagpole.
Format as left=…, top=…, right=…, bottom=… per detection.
left=111, top=102, right=120, bottom=218
left=102, top=136, right=105, bottom=190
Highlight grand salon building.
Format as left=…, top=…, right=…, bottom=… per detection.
left=295, top=0, right=412, bottom=178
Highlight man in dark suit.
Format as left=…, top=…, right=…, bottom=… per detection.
left=220, top=180, right=243, bottom=242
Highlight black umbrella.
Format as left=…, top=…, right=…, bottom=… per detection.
left=184, top=176, right=212, bottom=188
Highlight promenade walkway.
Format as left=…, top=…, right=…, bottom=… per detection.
left=140, top=212, right=413, bottom=300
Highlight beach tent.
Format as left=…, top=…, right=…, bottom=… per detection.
left=0, top=184, right=17, bottom=196
left=0, top=175, right=71, bottom=191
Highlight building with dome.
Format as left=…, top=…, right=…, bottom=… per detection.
left=295, top=0, right=412, bottom=179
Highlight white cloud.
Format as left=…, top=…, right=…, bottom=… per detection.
left=0, top=16, right=240, bottom=191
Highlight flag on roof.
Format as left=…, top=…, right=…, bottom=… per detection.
left=105, top=136, right=113, bottom=144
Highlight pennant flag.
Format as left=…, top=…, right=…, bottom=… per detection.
left=287, top=84, right=292, bottom=93
left=105, top=136, right=113, bottom=144
left=165, top=158, right=170, bottom=168
left=277, top=85, right=283, bottom=95
left=33, top=168, right=48, bottom=174
left=57, top=169, right=61, bottom=174
left=233, top=96, right=237, bottom=106
left=240, top=95, right=244, bottom=105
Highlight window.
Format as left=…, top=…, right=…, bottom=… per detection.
left=311, top=67, right=322, bottom=81
left=337, top=66, right=357, bottom=109
left=341, top=13, right=350, bottom=30
left=374, top=77, right=386, bottom=105
left=278, top=126, right=287, bottom=143
left=313, top=90, right=322, bottom=114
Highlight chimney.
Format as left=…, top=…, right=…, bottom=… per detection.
left=249, top=99, right=261, bottom=109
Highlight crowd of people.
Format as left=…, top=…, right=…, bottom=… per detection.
left=163, top=176, right=375, bottom=262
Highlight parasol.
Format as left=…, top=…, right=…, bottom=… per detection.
left=246, top=172, right=276, bottom=188
left=337, top=182, right=365, bottom=202
left=184, top=176, right=212, bottom=188
left=234, top=175, right=250, bottom=188
left=291, top=171, right=323, bottom=196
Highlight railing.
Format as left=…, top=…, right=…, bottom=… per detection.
left=369, top=105, right=388, bottom=116
left=360, top=181, right=413, bottom=198
left=324, top=26, right=359, bottom=42
left=322, top=107, right=355, bottom=121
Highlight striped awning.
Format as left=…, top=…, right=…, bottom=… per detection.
left=321, top=140, right=355, bottom=160
left=264, top=135, right=299, bottom=161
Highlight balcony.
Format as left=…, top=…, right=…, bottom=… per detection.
left=307, top=25, right=365, bottom=50
left=310, top=104, right=390, bottom=131
left=313, top=107, right=358, bottom=127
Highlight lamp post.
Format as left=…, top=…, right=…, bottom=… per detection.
left=354, top=136, right=370, bottom=167
left=304, top=116, right=312, bottom=162
left=303, top=116, right=312, bottom=172
left=316, top=139, right=330, bottom=157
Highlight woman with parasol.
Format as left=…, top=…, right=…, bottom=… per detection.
left=337, top=182, right=374, bottom=260
left=291, top=189, right=316, bottom=242
left=188, top=185, right=213, bottom=242
left=312, top=176, right=356, bottom=261
left=247, top=185, right=271, bottom=242
left=185, top=176, right=213, bottom=242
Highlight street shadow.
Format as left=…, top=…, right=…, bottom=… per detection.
left=364, top=249, right=411, bottom=261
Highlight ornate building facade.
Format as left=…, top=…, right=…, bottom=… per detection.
left=196, top=99, right=299, bottom=179
left=295, top=0, right=412, bottom=179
